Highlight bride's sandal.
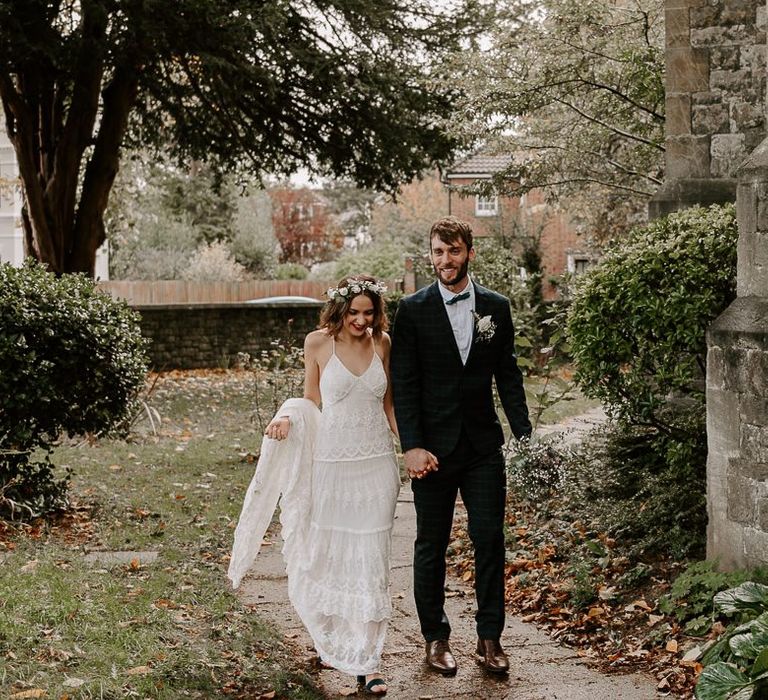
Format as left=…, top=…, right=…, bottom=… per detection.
left=356, top=675, right=387, bottom=696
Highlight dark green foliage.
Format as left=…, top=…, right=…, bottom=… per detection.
left=696, top=582, right=768, bottom=700
left=563, top=204, right=738, bottom=559
left=658, top=561, right=768, bottom=636
left=567, top=203, right=737, bottom=432
left=0, top=0, right=481, bottom=274
left=565, top=415, right=708, bottom=559
left=0, top=261, right=148, bottom=518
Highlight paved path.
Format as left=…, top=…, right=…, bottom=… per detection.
left=238, top=428, right=659, bottom=700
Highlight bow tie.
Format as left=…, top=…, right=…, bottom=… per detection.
left=445, top=290, right=470, bottom=306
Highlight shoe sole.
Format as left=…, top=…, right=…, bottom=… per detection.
left=426, top=662, right=458, bottom=676
left=475, top=656, right=510, bottom=675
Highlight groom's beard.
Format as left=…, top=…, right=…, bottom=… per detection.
left=433, top=258, right=469, bottom=287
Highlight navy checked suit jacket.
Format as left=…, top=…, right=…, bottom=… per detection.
left=391, top=281, right=532, bottom=458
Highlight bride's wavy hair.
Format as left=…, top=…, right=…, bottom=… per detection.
left=319, top=275, right=389, bottom=339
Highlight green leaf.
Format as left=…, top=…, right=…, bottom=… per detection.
left=694, top=662, right=751, bottom=700
left=515, top=336, right=533, bottom=348
left=752, top=648, right=768, bottom=676
left=715, top=583, right=768, bottom=616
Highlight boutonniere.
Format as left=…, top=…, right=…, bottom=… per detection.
left=472, top=311, right=496, bottom=343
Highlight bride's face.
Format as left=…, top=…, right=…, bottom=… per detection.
left=344, top=294, right=375, bottom=337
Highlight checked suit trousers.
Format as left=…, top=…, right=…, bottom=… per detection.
left=411, top=429, right=507, bottom=642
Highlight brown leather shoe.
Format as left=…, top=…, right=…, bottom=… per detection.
left=425, top=639, right=457, bottom=675
left=476, top=638, right=510, bottom=674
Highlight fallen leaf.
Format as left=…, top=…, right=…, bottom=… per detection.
left=62, top=678, right=85, bottom=689
left=9, top=690, right=46, bottom=699
left=260, top=692, right=276, bottom=699
left=20, top=560, right=39, bottom=573
left=129, top=558, right=140, bottom=570
left=647, top=614, right=665, bottom=626
left=666, top=639, right=679, bottom=653
left=126, top=665, right=151, bottom=676
left=339, top=688, right=357, bottom=696
left=109, top=464, right=123, bottom=471
left=587, top=607, right=604, bottom=618
left=682, top=646, right=702, bottom=662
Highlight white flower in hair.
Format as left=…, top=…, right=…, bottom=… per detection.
left=326, top=279, right=387, bottom=301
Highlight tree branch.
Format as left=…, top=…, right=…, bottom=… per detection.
left=556, top=98, right=664, bottom=151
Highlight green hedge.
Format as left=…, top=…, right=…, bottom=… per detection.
left=0, top=261, right=148, bottom=518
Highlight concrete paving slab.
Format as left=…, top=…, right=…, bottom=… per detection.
left=83, top=550, right=159, bottom=566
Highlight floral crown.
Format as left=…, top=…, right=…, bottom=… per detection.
left=326, top=278, right=387, bottom=302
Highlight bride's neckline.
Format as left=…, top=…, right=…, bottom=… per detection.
left=329, top=333, right=378, bottom=378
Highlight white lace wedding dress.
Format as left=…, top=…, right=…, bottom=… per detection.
left=286, top=339, right=400, bottom=675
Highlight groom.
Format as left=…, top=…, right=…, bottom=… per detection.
left=391, top=215, right=531, bottom=676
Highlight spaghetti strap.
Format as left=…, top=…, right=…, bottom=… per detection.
left=331, top=336, right=336, bottom=355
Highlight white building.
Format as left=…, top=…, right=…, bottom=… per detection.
left=0, top=117, right=109, bottom=279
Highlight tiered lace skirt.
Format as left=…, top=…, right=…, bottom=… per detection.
left=286, top=451, right=400, bottom=675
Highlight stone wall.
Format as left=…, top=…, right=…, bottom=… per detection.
left=650, top=0, right=766, bottom=217
left=707, top=138, right=768, bottom=568
left=136, top=302, right=323, bottom=370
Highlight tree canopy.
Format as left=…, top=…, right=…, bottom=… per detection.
left=445, top=0, right=665, bottom=239
left=0, top=0, right=478, bottom=275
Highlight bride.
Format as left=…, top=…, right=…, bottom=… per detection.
left=228, top=275, right=404, bottom=696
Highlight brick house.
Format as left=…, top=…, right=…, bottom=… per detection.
left=444, top=153, right=597, bottom=300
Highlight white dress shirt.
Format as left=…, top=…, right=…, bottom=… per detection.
left=438, top=277, right=475, bottom=365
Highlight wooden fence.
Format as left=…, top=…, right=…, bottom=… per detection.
left=97, top=279, right=404, bottom=305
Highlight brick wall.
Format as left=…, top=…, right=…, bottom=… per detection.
left=447, top=177, right=520, bottom=238
left=136, top=302, right=322, bottom=370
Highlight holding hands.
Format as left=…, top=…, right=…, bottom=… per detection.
left=265, top=416, right=290, bottom=441
left=404, top=448, right=439, bottom=480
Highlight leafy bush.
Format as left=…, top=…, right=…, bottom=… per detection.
left=697, top=582, right=768, bottom=700
left=273, top=262, right=308, bottom=280
left=563, top=204, right=737, bottom=558
left=506, top=437, right=570, bottom=501
left=332, top=236, right=411, bottom=281
left=181, top=241, right=251, bottom=281
left=659, top=561, right=768, bottom=636
left=564, top=416, right=708, bottom=559
left=567, top=203, right=737, bottom=431
left=0, top=261, right=149, bottom=518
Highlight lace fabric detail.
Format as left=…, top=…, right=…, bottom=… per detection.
left=289, top=351, right=400, bottom=675
left=315, top=350, right=394, bottom=461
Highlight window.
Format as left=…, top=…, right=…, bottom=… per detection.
left=567, top=254, right=594, bottom=275
left=573, top=258, right=591, bottom=275
left=475, top=194, right=498, bottom=217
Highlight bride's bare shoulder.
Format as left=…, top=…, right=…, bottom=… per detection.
left=304, top=329, right=332, bottom=352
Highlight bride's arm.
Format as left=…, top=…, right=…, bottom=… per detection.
left=265, top=331, right=322, bottom=440
left=302, top=331, right=323, bottom=408
left=381, top=333, right=399, bottom=439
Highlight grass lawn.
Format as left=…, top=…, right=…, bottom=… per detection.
left=1, top=370, right=322, bottom=700
left=0, top=366, right=592, bottom=699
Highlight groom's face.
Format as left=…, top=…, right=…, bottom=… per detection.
left=430, top=235, right=475, bottom=289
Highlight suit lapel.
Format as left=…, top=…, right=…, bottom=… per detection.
left=465, top=284, right=488, bottom=365
left=428, top=282, right=464, bottom=368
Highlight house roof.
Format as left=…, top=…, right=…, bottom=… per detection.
left=445, top=153, right=514, bottom=178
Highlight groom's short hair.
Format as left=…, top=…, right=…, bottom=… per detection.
left=430, top=216, right=473, bottom=251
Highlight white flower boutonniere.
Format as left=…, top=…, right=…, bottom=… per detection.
left=472, top=311, right=496, bottom=343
